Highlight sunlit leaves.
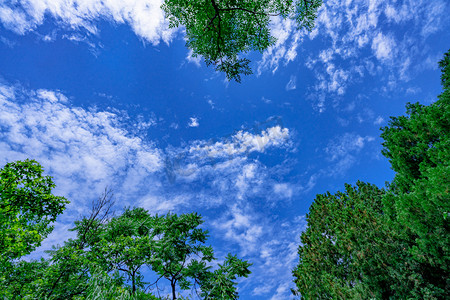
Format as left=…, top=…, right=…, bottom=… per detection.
left=0, top=159, right=67, bottom=268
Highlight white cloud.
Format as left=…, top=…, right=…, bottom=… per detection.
left=269, top=282, right=292, bottom=300
left=261, top=96, right=272, bottom=104
left=212, top=204, right=263, bottom=255
left=384, top=4, right=413, bottom=24
left=285, top=75, right=297, bottom=91
left=0, top=83, right=163, bottom=208
left=273, top=183, right=293, bottom=199
left=257, top=16, right=306, bottom=75
left=139, top=194, right=190, bottom=214
left=420, top=1, right=448, bottom=37
left=374, top=116, right=384, bottom=125
left=325, top=133, right=374, bottom=162
left=0, top=0, right=176, bottom=44
left=249, top=215, right=307, bottom=298
left=189, top=125, right=290, bottom=159
left=186, top=49, right=201, bottom=67
left=371, top=32, right=395, bottom=61
left=188, top=117, right=199, bottom=127
left=257, top=0, right=449, bottom=109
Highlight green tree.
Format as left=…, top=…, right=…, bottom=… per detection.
left=379, top=49, right=450, bottom=297
left=0, top=159, right=68, bottom=270
left=40, top=203, right=251, bottom=299
left=162, top=0, right=322, bottom=82
left=83, top=267, right=158, bottom=300
left=1, top=259, right=50, bottom=299
left=292, top=182, right=401, bottom=299
left=39, top=189, right=116, bottom=299
left=147, top=212, right=251, bottom=299
left=197, top=253, right=252, bottom=299
left=91, top=207, right=154, bottom=295
left=293, top=49, right=450, bottom=299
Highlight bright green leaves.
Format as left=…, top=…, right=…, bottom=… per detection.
left=149, top=212, right=212, bottom=288
left=0, top=159, right=67, bottom=268
left=39, top=205, right=250, bottom=299
left=380, top=49, right=450, bottom=272
left=381, top=101, right=449, bottom=193
left=147, top=212, right=251, bottom=299
left=0, top=161, right=251, bottom=299
left=381, top=49, right=450, bottom=194
left=1, top=259, right=50, bottom=299
left=294, top=0, right=322, bottom=31
left=161, top=0, right=322, bottom=82
left=199, top=254, right=252, bottom=299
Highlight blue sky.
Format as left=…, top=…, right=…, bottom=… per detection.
left=0, top=0, right=449, bottom=298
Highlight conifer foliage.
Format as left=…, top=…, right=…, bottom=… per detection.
left=293, top=50, right=450, bottom=299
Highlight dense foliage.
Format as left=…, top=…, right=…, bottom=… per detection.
left=293, top=50, right=450, bottom=298
left=162, top=0, right=322, bottom=82
left=0, top=185, right=250, bottom=299
left=0, top=159, right=67, bottom=272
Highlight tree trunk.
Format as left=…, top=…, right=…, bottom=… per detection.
left=132, top=271, right=136, bottom=294
left=172, top=280, right=176, bottom=300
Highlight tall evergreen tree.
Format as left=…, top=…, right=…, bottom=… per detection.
left=292, top=182, right=399, bottom=299
left=293, top=49, right=450, bottom=299
left=379, top=49, right=450, bottom=297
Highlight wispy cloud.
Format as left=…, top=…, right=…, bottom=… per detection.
left=285, top=75, right=297, bottom=91
left=258, top=0, right=449, bottom=110
left=374, top=116, right=384, bottom=125
left=0, top=84, right=163, bottom=205
left=189, top=125, right=290, bottom=159
left=324, top=132, right=375, bottom=176
left=185, top=49, right=201, bottom=67
left=257, top=16, right=306, bottom=75
left=371, top=32, right=395, bottom=61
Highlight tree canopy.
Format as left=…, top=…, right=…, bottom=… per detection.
left=292, top=182, right=403, bottom=299
left=0, top=159, right=67, bottom=270
left=0, top=187, right=251, bottom=299
left=162, top=0, right=323, bottom=82
left=293, top=49, right=450, bottom=299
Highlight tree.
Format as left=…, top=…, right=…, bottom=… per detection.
left=293, top=49, right=450, bottom=299
left=83, top=267, right=158, bottom=300
left=379, top=49, right=450, bottom=297
left=1, top=259, right=50, bottom=299
left=92, top=207, right=154, bottom=295
left=197, top=254, right=252, bottom=299
left=292, top=182, right=400, bottom=299
left=38, top=203, right=251, bottom=299
left=147, top=212, right=251, bottom=299
left=162, top=0, right=323, bottom=82
left=0, top=159, right=68, bottom=269
left=39, top=189, right=116, bottom=299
